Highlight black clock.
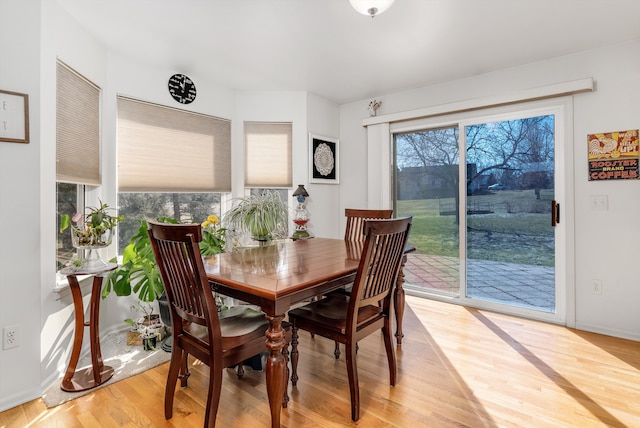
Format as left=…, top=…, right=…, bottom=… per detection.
left=168, top=73, right=197, bottom=104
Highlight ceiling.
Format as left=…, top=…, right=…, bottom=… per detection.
left=55, top=0, right=640, bottom=104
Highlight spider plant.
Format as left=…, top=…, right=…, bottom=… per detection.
left=223, top=190, right=288, bottom=241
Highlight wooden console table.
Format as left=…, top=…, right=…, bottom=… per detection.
left=59, top=263, right=117, bottom=392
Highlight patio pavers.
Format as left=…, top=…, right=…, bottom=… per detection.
left=403, top=254, right=555, bottom=311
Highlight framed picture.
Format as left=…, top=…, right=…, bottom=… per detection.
left=309, top=133, right=339, bottom=184
left=0, top=89, right=29, bottom=144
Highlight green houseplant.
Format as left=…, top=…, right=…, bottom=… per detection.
left=103, top=216, right=177, bottom=352
left=102, top=217, right=177, bottom=303
left=223, top=190, right=289, bottom=242
left=60, top=201, right=124, bottom=270
left=103, top=215, right=228, bottom=302
left=125, top=301, right=164, bottom=351
left=103, top=215, right=227, bottom=350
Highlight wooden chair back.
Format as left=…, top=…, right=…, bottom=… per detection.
left=147, top=221, right=222, bottom=348
left=344, top=208, right=393, bottom=242
left=348, top=217, right=413, bottom=323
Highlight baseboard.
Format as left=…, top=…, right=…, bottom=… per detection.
left=37, top=324, right=133, bottom=406
left=574, top=322, right=640, bottom=342
left=0, top=387, right=42, bottom=413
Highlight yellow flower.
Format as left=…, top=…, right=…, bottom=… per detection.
left=201, top=215, right=219, bottom=228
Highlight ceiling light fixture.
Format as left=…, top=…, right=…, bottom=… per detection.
left=349, top=0, right=395, bottom=18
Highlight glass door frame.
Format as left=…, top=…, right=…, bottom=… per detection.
left=391, top=96, right=575, bottom=326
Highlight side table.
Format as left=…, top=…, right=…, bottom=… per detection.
left=59, top=263, right=117, bottom=392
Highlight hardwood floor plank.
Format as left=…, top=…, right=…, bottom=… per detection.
left=2, top=296, right=640, bottom=427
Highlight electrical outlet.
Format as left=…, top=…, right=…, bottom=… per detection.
left=3, top=325, right=20, bottom=350
left=590, top=195, right=608, bottom=211
left=591, top=279, right=603, bottom=295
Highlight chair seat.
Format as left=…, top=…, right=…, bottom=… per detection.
left=186, top=305, right=269, bottom=343
left=288, top=294, right=382, bottom=337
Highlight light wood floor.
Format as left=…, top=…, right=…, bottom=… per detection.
left=3, top=296, right=640, bottom=427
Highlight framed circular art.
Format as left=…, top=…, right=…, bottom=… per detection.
left=309, top=133, right=339, bottom=184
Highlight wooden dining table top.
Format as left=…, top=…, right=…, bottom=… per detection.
left=203, top=237, right=363, bottom=315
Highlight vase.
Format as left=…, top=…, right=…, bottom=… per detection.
left=136, top=314, right=164, bottom=339
left=70, top=225, right=113, bottom=270
left=142, top=335, right=158, bottom=351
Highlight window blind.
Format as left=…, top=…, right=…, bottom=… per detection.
left=117, top=97, right=231, bottom=192
left=244, top=121, right=292, bottom=188
left=56, top=61, right=101, bottom=185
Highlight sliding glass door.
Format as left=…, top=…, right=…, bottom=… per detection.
left=463, top=114, right=555, bottom=311
left=394, top=126, right=461, bottom=296
left=394, top=102, right=567, bottom=321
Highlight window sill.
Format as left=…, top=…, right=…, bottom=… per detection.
left=53, top=272, right=93, bottom=300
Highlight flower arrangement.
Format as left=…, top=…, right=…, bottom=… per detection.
left=199, top=215, right=227, bottom=256
left=60, top=201, right=124, bottom=248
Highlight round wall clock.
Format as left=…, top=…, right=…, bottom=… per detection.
left=167, top=73, right=197, bottom=104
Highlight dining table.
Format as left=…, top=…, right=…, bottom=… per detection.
left=203, top=237, right=412, bottom=427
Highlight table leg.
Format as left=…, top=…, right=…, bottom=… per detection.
left=394, top=254, right=408, bottom=345
left=89, top=276, right=107, bottom=384
left=62, top=275, right=85, bottom=391
left=62, top=275, right=114, bottom=392
left=264, top=314, right=286, bottom=428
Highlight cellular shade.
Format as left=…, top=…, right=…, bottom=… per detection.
left=244, top=121, right=292, bottom=188
left=56, top=61, right=101, bottom=185
left=117, top=96, right=231, bottom=192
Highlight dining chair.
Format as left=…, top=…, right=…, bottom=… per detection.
left=344, top=208, right=393, bottom=241
left=330, top=208, right=394, bottom=358
left=288, top=216, right=412, bottom=422
left=147, top=220, right=291, bottom=428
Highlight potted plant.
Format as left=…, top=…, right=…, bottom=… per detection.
left=223, top=190, right=289, bottom=242
left=102, top=215, right=227, bottom=350
left=125, top=302, right=164, bottom=351
left=102, top=217, right=177, bottom=304
left=60, top=201, right=124, bottom=270
left=103, top=215, right=227, bottom=302
left=199, top=215, right=228, bottom=256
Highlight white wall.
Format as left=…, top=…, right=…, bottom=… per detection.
left=306, top=93, right=341, bottom=239
left=0, top=0, right=43, bottom=410
left=233, top=90, right=306, bottom=199
left=339, top=38, right=640, bottom=341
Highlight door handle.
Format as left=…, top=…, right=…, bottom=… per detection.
left=551, top=200, right=560, bottom=226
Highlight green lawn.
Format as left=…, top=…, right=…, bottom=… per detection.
left=397, top=190, right=555, bottom=266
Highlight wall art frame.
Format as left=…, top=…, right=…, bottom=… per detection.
left=0, top=89, right=29, bottom=144
left=309, top=133, right=339, bottom=184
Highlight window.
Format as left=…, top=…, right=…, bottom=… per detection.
left=243, top=122, right=292, bottom=241
left=56, top=60, right=100, bottom=269
left=56, top=183, right=83, bottom=269
left=117, top=192, right=224, bottom=252
left=116, top=97, right=232, bottom=249
left=244, top=122, right=292, bottom=188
